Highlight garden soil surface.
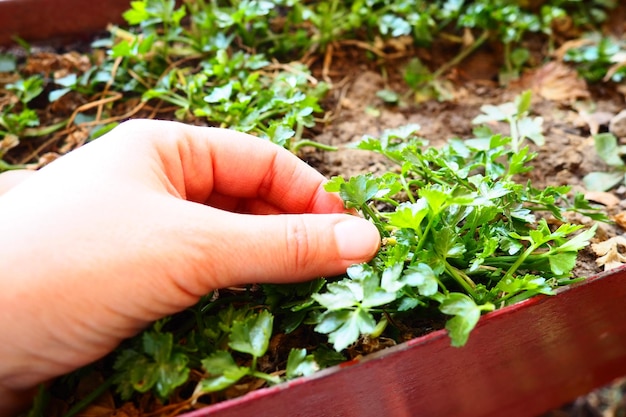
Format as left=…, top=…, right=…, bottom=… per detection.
left=5, top=31, right=626, bottom=416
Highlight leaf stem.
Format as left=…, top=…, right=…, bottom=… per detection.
left=503, top=242, right=539, bottom=280
left=414, top=215, right=435, bottom=252
left=399, top=175, right=416, bottom=203
left=0, top=160, right=27, bottom=171
left=432, top=30, right=490, bottom=79
left=292, top=139, right=338, bottom=152
left=250, top=370, right=282, bottom=385
left=360, top=203, right=387, bottom=236
left=510, top=118, right=520, bottom=153
left=445, top=262, right=477, bottom=299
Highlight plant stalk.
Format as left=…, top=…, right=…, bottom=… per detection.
left=432, top=30, right=490, bottom=79
left=62, top=375, right=115, bottom=417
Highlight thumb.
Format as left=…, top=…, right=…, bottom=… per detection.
left=0, top=170, right=35, bottom=195
left=172, top=208, right=381, bottom=293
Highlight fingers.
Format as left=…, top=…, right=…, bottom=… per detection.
left=0, top=170, right=35, bottom=195
left=180, top=124, right=342, bottom=213
left=110, top=120, right=346, bottom=214
left=162, top=201, right=381, bottom=295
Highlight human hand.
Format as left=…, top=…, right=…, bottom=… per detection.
left=0, top=119, right=380, bottom=414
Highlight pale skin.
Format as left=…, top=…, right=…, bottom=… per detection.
left=0, top=119, right=380, bottom=415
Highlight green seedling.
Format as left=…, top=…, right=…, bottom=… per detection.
left=472, top=90, right=545, bottom=153
left=316, top=103, right=597, bottom=348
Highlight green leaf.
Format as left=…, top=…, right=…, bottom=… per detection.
left=48, top=88, right=71, bottom=102
left=517, top=117, right=545, bottom=146
left=198, top=351, right=249, bottom=393
left=142, top=331, right=173, bottom=363
left=269, top=124, right=295, bottom=146
left=515, top=90, right=532, bottom=115
left=123, top=1, right=149, bottom=25
left=312, top=280, right=360, bottom=310
left=153, top=352, right=189, bottom=398
left=403, top=263, right=438, bottom=296
left=583, top=171, right=625, bottom=192
left=0, top=54, right=17, bottom=72
left=495, top=274, right=555, bottom=303
left=433, top=227, right=466, bottom=259
left=316, top=308, right=376, bottom=351
left=419, top=188, right=449, bottom=215
left=313, top=345, right=346, bottom=368
left=204, top=82, right=234, bottom=103
left=376, top=89, right=400, bottom=103
left=388, top=200, right=429, bottom=230
left=128, top=357, right=159, bottom=394
left=508, top=146, right=533, bottom=175
left=286, top=348, right=319, bottom=379
left=380, top=262, right=405, bottom=292
left=113, top=349, right=143, bottom=400
left=557, top=224, right=596, bottom=252
left=339, top=174, right=379, bottom=208
left=361, top=271, right=397, bottom=308
left=440, top=293, right=493, bottom=347
left=229, top=310, right=273, bottom=358
left=594, top=133, right=624, bottom=166
left=548, top=252, right=577, bottom=276
left=472, top=103, right=512, bottom=124
left=324, top=176, right=346, bottom=193
left=113, top=331, right=190, bottom=400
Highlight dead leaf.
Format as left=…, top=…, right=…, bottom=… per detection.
left=591, top=235, right=626, bottom=270
left=585, top=190, right=621, bottom=207
left=550, top=15, right=577, bottom=39
left=613, top=212, right=626, bottom=230
left=605, top=60, right=626, bottom=82
left=58, top=127, right=89, bottom=154
left=618, top=83, right=626, bottom=99
left=514, top=62, right=589, bottom=102
left=35, top=152, right=60, bottom=168
left=24, top=51, right=91, bottom=77
left=575, top=110, right=614, bottom=136
left=0, top=134, right=19, bottom=154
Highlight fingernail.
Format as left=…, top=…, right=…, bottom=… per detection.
left=334, top=218, right=380, bottom=261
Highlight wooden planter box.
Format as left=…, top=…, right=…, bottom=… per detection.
left=0, top=0, right=130, bottom=45
left=181, top=267, right=626, bottom=417
left=2, top=2, right=626, bottom=416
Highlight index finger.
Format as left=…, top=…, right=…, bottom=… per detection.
left=124, top=120, right=346, bottom=214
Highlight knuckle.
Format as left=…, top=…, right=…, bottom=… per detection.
left=285, top=216, right=313, bottom=272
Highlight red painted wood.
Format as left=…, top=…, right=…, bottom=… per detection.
left=182, top=267, right=626, bottom=417
left=0, top=0, right=130, bottom=45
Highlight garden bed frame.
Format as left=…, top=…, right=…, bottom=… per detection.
left=185, top=267, right=626, bottom=417
left=2, top=2, right=626, bottom=416
left=0, top=0, right=130, bottom=45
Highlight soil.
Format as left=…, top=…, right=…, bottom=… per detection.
left=3, top=24, right=626, bottom=417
